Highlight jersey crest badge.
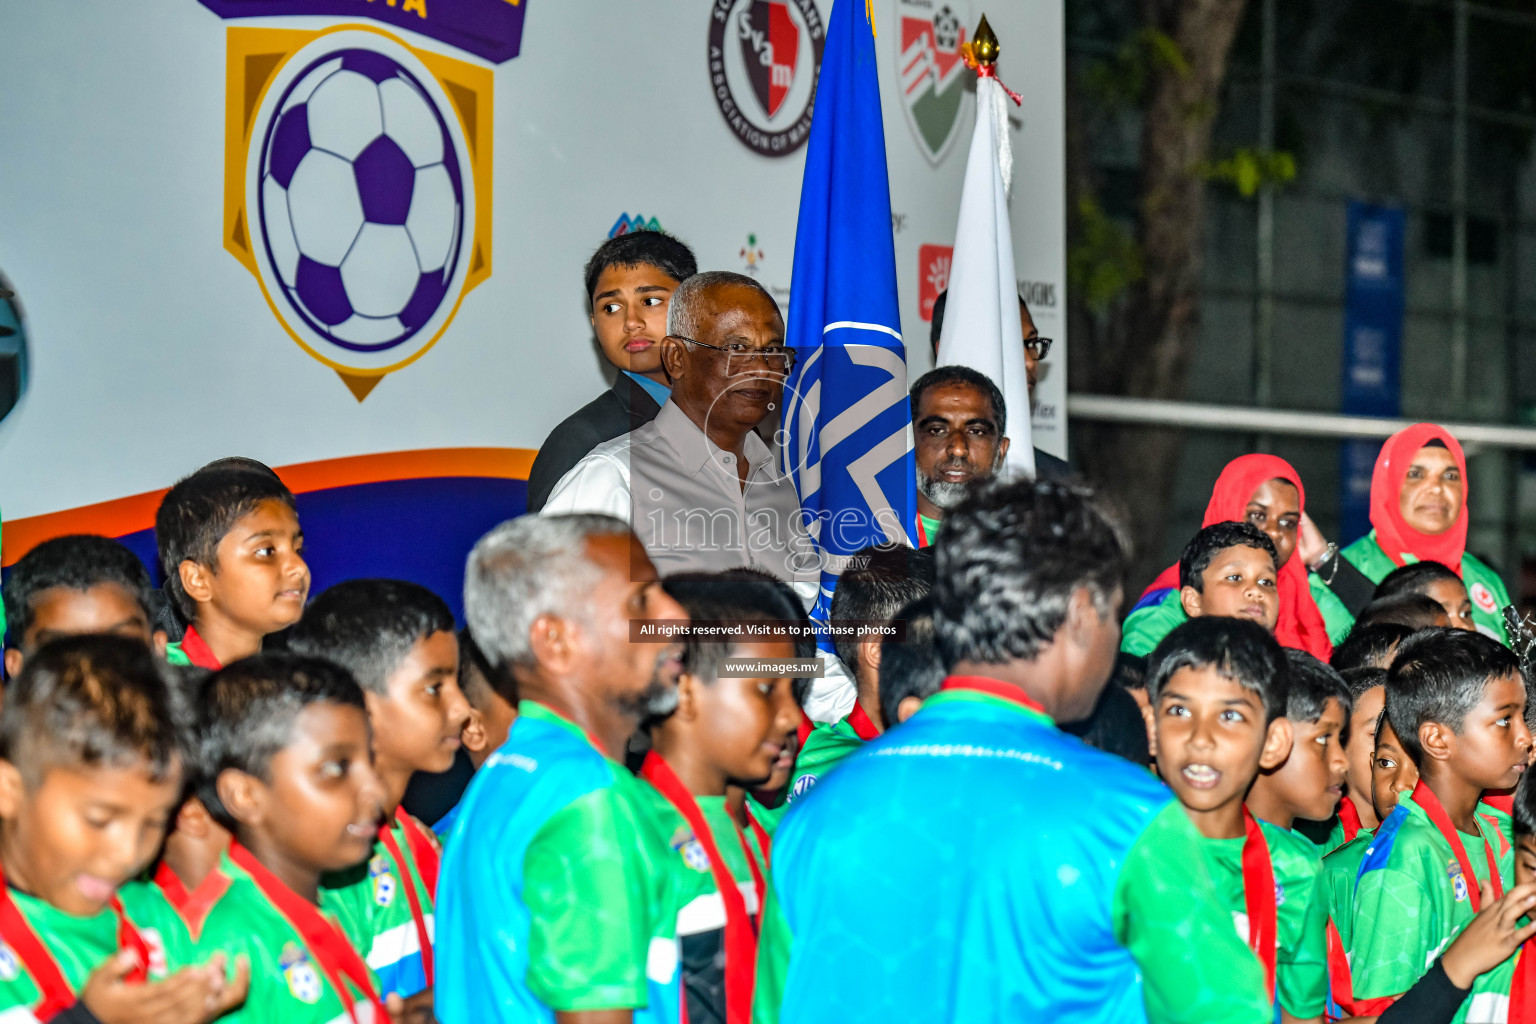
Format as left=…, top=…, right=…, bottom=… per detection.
left=669, top=827, right=712, bottom=873
left=0, top=943, right=18, bottom=982
left=1471, top=581, right=1498, bottom=614
left=1274, top=882, right=1286, bottom=908
left=281, top=943, right=324, bottom=1004
left=788, top=774, right=818, bottom=802
left=370, top=854, right=397, bottom=907
left=1448, top=859, right=1469, bottom=902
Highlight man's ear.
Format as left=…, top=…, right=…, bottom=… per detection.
left=1179, top=586, right=1204, bottom=618
left=180, top=559, right=214, bottom=608
left=0, top=759, right=25, bottom=819
left=2, top=649, right=21, bottom=682
left=1063, top=588, right=1100, bottom=649
left=857, top=635, right=884, bottom=676
left=1258, top=717, right=1295, bottom=770
left=460, top=708, right=488, bottom=754
left=997, top=434, right=1011, bottom=462
left=660, top=336, right=689, bottom=380
left=527, top=614, right=578, bottom=676
left=671, top=673, right=703, bottom=723
left=1419, top=720, right=1456, bottom=766
left=215, top=768, right=267, bottom=830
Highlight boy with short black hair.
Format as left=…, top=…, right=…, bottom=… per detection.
left=155, top=468, right=309, bottom=670
left=1177, top=521, right=1281, bottom=632
left=286, top=578, right=471, bottom=1007
left=526, top=230, right=699, bottom=512
left=1348, top=627, right=1532, bottom=1013
left=3, top=534, right=163, bottom=677
left=433, top=628, right=517, bottom=842
left=0, top=635, right=246, bottom=1023
left=185, top=652, right=390, bottom=1023
left=646, top=575, right=803, bottom=1024
left=1356, top=593, right=1453, bottom=632
left=1329, top=667, right=1390, bottom=846
left=876, top=594, right=944, bottom=729
left=1330, top=621, right=1415, bottom=672
left=1148, top=616, right=1330, bottom=1021
left=1376, top=561, right=1476, bottom=632
left=1249, top=650, right=1350, bottom=838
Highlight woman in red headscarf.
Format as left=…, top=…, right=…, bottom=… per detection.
left=1338, top=423, right=1511, bottom=642
left=1121, top=454, right=1353, bottom=659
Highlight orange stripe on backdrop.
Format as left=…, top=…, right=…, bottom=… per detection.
left=3, top=447, right=537, bottom=567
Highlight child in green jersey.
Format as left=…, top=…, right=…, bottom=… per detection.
left=1458, top=775, right=1536, bottom=1022
left=0, top=636, right=246, bottom=1023
left=1248, top=652, right=1350, bottom=848
left=2, top=535, right=164, bottom=678
left=156, top=468, right=310, bottom=670
left=189, top=652, right=391, bottom=1024
left=1376, top=561, right=1477, bottom=633
left=287, top=579, right=472, bottom=1013
left=1332, top=668, right=1389, bottom=845
left=651, top=574, right=804, bottom=1024
left=1148, top=617, right=1330, bottom=1022
left=1349, top=628, right=1532, bottom=1012
left=1176, top=522, right=1282, bottom=633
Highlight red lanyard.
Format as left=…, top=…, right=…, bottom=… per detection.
left=1512, top=944, right=1536, bottom=1024
left=394, top=811, right=440, bottom=897
left=846, top=703, right=881, bottom=741
left=915, top=515, right=932, bottom=548
left=228, top=843, right=386, bottom=1024
left=0, top=867, right=148, bottom=1021
left=1337, top=798, right=1362, bottom=845
left=939, top=676, right=1052, bottom=718
left=154, top=861, right=232, bottom=943
left=744, top=808, right=772, bottom=870
left=1412, top=780, right=1502, bottom=911
left=378, top=814, right=435, bottom=985
left=1241, top=809, right=1278, bottom=1000
left=179, top=626, right=223, bottom=671
left=641, top=753, right=758, bottom=1024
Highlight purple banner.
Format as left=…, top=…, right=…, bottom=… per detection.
left=197, top=0, right=528, bottom=64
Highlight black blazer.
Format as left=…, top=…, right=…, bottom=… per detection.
left=1033, top=447, right=1071, bottom=481
left=525, top=375, right=665, bottom=512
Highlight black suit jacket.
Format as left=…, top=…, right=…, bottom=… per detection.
left=1033, top=446, right=1072, bottom=481
left=525, top=375, right=665, bottom=512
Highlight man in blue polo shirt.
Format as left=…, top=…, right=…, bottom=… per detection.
left=435, top=513, right=701, bottom=1024
left=754, top=480, right=1273, bottom=1024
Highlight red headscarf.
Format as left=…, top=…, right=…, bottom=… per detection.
left=1146, top=454, right=1333, bottom=660
left=1368, top=423, right=1469, bottom=575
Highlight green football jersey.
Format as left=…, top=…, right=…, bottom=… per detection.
left=0, top=887, right=179, bottom=1013
left=1479, top=801, right=1515, bottom=873
left=1322, top=832, right=1373, bottom=952
left=1455, top=940, right=1524, bottom=1023
left=1121, top=578, right=1353, bottom=658
left=1200, top=821, right=1329, bottom=1019
left=321, top=814, right=437, bottom=1000
left=163, top=850, right=384, bottom=1024
left=1342, top=530, right=1513, bottom=644
left=1350, top=791, right=1506, bottom=1001
left=784, top=716, right=864, bottom=807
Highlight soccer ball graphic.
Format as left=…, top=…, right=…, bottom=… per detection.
left=257, top=48, right=464, bottom=354
left=932, top=6, right=962, bottom=50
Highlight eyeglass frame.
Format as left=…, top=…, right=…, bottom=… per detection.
left=669, top=335, right=797, bottom=372
left=1024, top=336, right=1054, bottom=360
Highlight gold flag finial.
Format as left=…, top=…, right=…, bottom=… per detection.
left=972, top=15, right=999, bottom=66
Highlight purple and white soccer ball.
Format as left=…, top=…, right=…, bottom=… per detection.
left=257, top=49, right=464, bottom=353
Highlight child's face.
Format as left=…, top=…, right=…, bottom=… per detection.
left=4, top=584, right=162, bottom=678
left=1155, top=665, right=1285, bottom=828
left=1370, top=720, right=1418, bottom=819
left=1516, top=835, right=1536, bottom=888
left=1343, top=685, right=1386, bottom=815
left=224, top=702, right=384, bottom=876
left=1445, top=672, right=1532, bottom=792
left=202, top=499, right=310, bottom=635
left=369, top=630, right=471, bottom=780
left=0, top=760, right=181, bottom=917
left=590, top=263, right=681, bottom=377
left=687, top=639, right=802, bottom=788
left=1422, top=578, right=1475, bottom=632
left=1267, top=697, right=1350, bottom=822
left=1181, top=545, right=1279, bottom=632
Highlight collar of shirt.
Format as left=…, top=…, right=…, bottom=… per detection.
left=621, top=370, right=671, bottom=408
left=653, top=398, right=774, bottom=481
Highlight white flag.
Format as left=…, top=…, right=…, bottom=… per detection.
left=935, top=75, right=1035, bottom=479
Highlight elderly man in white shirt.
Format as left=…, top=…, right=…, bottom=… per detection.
left=544, top=270, right=822, bottom=608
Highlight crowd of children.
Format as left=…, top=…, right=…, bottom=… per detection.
left=7, top=227, right=1536, bottom=1024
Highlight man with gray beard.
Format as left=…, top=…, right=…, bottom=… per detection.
left=436, top=513, right=701, bottom=1024
left=909, top=365, right=1009, bottom=548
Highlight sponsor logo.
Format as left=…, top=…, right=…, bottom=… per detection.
left=610, top=213, right=663, bottom=238
left=896, top=0, right=972, bottom=163
left=1471, top=581, right=1498, bottom=614
left=280, top=943, right=324, bottom=1004
left=221, top=25, right=494, bottom=401
left=0, top=943, right=18, bottom=982
left=918, top=244, right=952, bottom=321
left=788, top=773, right=818, bottom=802
left=1449, top=859, right=1469, bottom=902
left=741, top=233, right=765, bottom=274
left=369, top=854, right=397, bottom=907
left=1018, top=279, right=1059, bottom=309
left=708, top=0, right=826, bottom=157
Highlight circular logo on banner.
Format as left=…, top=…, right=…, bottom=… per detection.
left=247, top=32, right=471, bottom=374
left=1471, top=581, right=1498, bottom=614
left=708, top=0, right=826, bottom=157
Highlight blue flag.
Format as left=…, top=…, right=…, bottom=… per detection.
left=781, top=0, right=916, bottom=620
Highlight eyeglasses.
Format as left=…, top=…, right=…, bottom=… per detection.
left=1024, top=337, right=1053, bottom=360
left=673, top=336, right=797, bottom=372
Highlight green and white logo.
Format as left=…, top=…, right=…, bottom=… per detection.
left=896, top=0, right=973, bottom=164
